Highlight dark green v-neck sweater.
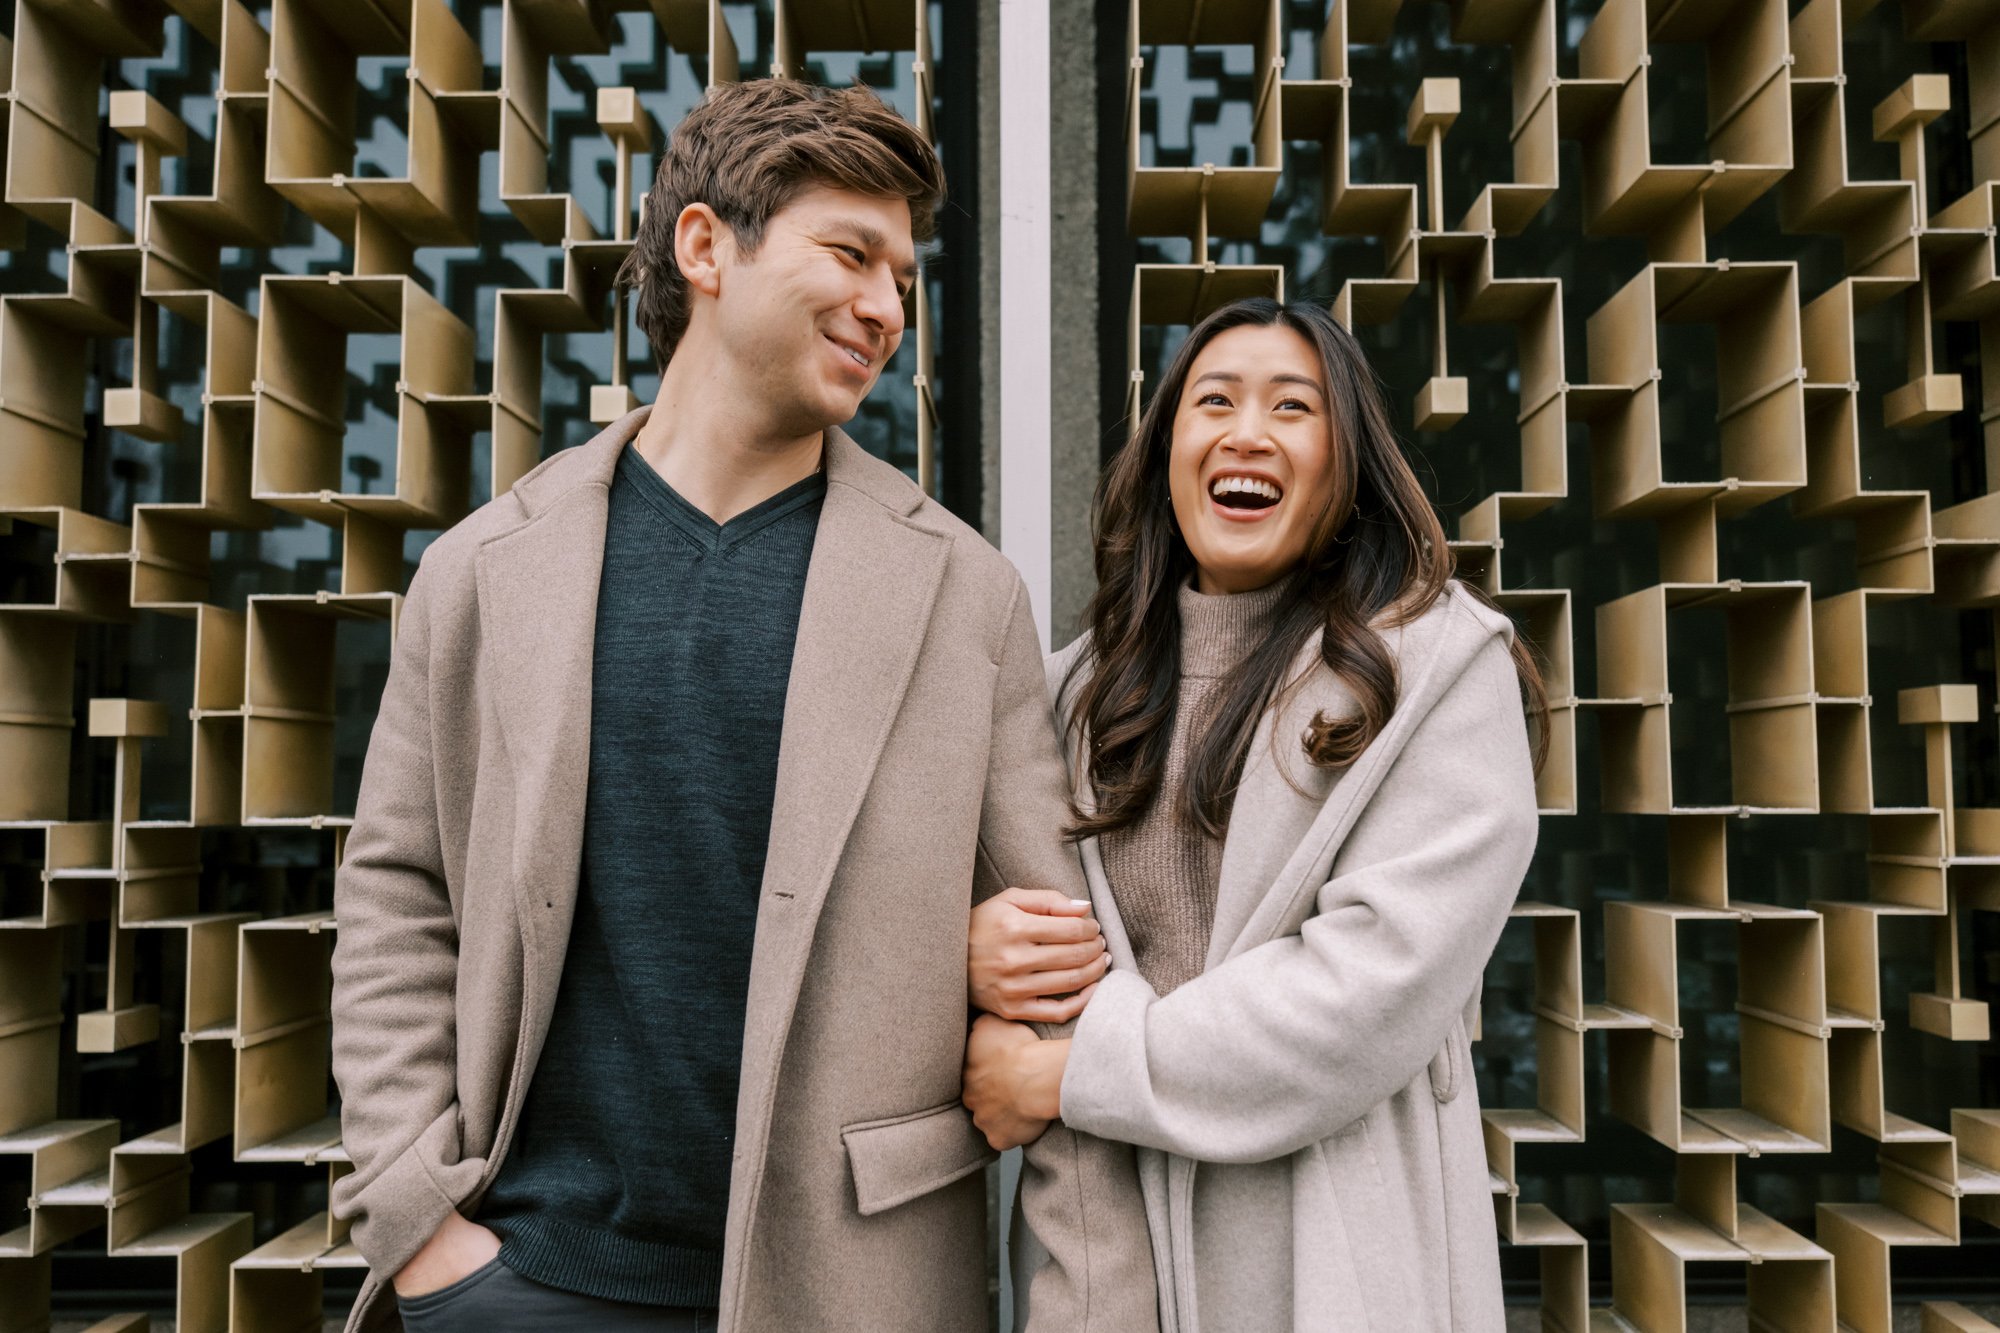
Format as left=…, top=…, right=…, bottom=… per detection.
left=479, top=444, right=825, bottom=1307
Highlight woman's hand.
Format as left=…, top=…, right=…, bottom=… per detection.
left=962, top=1013, right=1070, bottom=1150
left=969, top=887, right=1112, bottom=1021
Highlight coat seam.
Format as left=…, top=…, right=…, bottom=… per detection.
left=1434, top=1094, right=1460, bottom=1329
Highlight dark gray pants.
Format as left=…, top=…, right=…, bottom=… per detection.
left=396, top=1259, right=718, bottom=1332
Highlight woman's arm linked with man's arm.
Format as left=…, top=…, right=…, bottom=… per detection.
left=967, top=628, right=1538, bottom=1165
left=966, top=581, right=1159, bottom=1331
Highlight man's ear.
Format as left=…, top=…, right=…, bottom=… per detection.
left=673, top=202, right=729, bottom=299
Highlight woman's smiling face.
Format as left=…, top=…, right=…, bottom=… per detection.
left=1167, top=323, right=1342, bottom=595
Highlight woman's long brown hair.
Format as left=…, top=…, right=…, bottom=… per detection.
left=1067, top=297, right=1546, bottom=840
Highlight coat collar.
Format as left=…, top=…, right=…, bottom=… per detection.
left=474, top=405, right=947, bottom=1092
left=504, top=405, right=924, bottom=522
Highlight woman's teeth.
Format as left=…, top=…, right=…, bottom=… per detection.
left=1211, top=476, right=1281, bottom=509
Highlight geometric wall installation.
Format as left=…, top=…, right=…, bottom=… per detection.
left=0, top=2, right=949, bottom=1327
left=1127, top=0, right=1998, bottom=1324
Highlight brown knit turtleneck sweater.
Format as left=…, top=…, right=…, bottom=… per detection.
left=1099, top=578, right=1289, bottom=996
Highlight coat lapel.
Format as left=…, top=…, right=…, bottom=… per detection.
left=1047, top=643, right=1145, bottom=974
left=472, top=411, right=634, bottom=1053
left=1053, top=633, right=1353, bottom=973
left=726, top=428, right=949, bottom=1257
left=1078, top=815, right=1142, bottom=975
left=1064, top=601, right=1499, bottom=975
left=1206, top=642, right=1351, bottom=968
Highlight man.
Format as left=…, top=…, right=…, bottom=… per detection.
left=330, top=79, right=1153, bottom=1331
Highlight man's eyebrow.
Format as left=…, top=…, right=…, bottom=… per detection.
left=823, top=216, right=889, bottom=249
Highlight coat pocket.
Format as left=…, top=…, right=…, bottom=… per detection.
left=395, top=1256, right=507, bottom=1329
left=842, top=1100, right=998, bottom=1217
left=1318, top=1117, right=1423, bottom=1327
left=1427, top=1013, right=1468, bottom=1104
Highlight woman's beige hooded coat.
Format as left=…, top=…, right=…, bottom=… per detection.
left=1042, top=582, right=1538, bottom=1332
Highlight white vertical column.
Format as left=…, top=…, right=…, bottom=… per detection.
left=998, top=0, right=1052, bottom=650
left=995, top=4, right=1050, bottom=1322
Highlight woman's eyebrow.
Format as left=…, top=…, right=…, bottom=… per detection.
left=1270, top=373, right=1325, bottom=394
left=1191, top=369, right=1323, bottom=395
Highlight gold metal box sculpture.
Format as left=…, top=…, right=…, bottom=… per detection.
left=0, top=1, right=940, bottom=1328
left=0, top=0, right=1996, bottom=1329
left=1125, top=0, right=1999, bottom=1328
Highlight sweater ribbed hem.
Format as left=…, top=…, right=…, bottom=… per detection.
left=492, top=1213, right=723, bottom=1308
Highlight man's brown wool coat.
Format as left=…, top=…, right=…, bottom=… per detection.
left=330, top=410, right=1156, bottom=1331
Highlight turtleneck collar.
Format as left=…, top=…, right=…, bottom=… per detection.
left=1177, top=574, right=1294, bottom=680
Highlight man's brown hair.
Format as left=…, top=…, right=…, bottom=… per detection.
left=618, top=78, right=945, bottom=369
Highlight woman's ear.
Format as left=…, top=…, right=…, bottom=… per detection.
left=672, top=202, right=728, bottom=299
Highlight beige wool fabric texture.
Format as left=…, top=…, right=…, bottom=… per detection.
left=1099, top=578, right=1291, bottom=997
left=1047, top=585, right=1539, bottom=1332
left=329, top=410, right=1155, bottom=1332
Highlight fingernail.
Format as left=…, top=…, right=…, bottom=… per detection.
left=1070, top=898, right=1091, bottom=908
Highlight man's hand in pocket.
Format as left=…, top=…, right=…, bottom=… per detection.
left=393, top=1212, right=501, bottom=1298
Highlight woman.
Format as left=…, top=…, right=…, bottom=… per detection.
left=964, top=297, right=1544, bottom=1332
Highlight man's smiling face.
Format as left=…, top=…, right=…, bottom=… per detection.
left=713, top=185, right=919, bottom=434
